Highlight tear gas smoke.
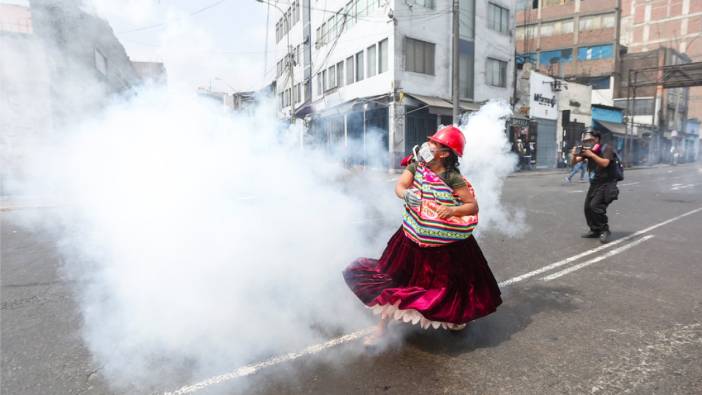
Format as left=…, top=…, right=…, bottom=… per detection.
left=459, top=101, right=528, bottom=237
left=2, top=1, right=525, bottom=392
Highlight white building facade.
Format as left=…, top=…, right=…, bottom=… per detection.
left=270, top=0, right=515, bottom=167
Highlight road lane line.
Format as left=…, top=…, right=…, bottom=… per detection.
left=498, top=207, right=702, bottom=287
left=620, top=181, right=640, bottom=186
left=541, top=235, right=655, bottom=281
left=161, top=207, right=702, bottom=394
left=163, top=328, right=374, bottom=395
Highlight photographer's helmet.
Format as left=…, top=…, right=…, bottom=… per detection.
left=429, top=126, right=466, bottom=157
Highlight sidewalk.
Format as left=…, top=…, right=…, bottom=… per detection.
left=507, top=162, right=675, bottom=178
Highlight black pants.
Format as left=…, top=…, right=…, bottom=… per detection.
left=584, top=181, right=618, bottom=232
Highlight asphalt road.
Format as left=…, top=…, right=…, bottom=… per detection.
left=2, top=163, right=702, bottom=395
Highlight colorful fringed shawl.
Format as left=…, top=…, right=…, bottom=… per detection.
left=402, top=164, right=478, bottom=247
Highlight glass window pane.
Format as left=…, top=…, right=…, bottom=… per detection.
left=346, top=56, right=354, bottom=84
left=379, top=38, right=388, bottom=73
left=367, top=44, right=377, bottom=77
left=337, top=61, right=344, bottom=87
left=356, top=51, right=364, bottom=81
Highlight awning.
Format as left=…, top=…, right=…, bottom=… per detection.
left=594, top=120, right=627, bottom=136
left=405, top=93, right=482, bottom=116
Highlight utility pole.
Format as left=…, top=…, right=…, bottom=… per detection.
left=451, top=0, right=460, bottom=124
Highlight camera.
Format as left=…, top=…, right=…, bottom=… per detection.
left=574, top=142, right=595, bottom=156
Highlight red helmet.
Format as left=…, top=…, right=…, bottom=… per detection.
left=429, top=126, right=466, bottom=157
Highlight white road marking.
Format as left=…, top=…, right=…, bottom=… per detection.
left=541, top=235, right=655, bottom=281
left=671, top=184, right=695, bottom=191
left=620, top=181, right=640, bottom=186
left=566, top=190, right=585, bottom=193
left=498, top=207, right=702, bottom=287
left=162, top=207, right=702, bottom=394
left=163, top=329, right=374, bottom=395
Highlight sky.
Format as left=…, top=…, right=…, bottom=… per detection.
left=93, top=0, right=276, bottom=92
left=4, top=0, right=276, bottom=91
left=88, top=0, right=278, bottom=92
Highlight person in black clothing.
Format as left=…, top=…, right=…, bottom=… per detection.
left=571, top=130, right=619, bottom=243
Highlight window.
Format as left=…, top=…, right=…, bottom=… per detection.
left=293, top=1, right=300, bottom=24
left=411, top=0, right=434, bottom=9
left=284, top=88, right=291, bottom=107
left=516, top=24, right=538, bottom=40
left=346, top=56, right=355, bottom=84
left=486, top=58, right=507, bottom=87
left=488, top=3, right=509, bottom=34
left=367, top=44, right=377, bottom=77
left=95, top=49, right=107, bottom=76
left=517, top=52, right=537, bottom=64
left=293, top=83, right=299, bottom=103
left=378, top=38, right=388, bottom=73
left=539, top=48, right=573, bottom=64
left=355, top=50, right=365, bottom=81
left=322, top=69, right=328, bottom=91
left=405, top=37, right=435, bottom=75
left=357, top=0, right=370, bottom=17
left=460, top=52, right=474, bottom=99
left=316, top=73, right=322, bottom=96
left=579, top=13, right=615, bottom=31
left=328, top=66, right=337, bottom=90
left=577, top=44, right=613, bottom=61
left=544, top=0, right=570, bottom=5
left=539, top=19, right=573, bottom=37
left=345, top=1, right=356, bottom=30
left=336, top=61, right=344, bottom=87
left=321, top=22, right=327, bottom=45
left=459, top=0, right=475, bottom=40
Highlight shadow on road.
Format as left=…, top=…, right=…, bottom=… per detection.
left=402, top=284, right=580, bottom=356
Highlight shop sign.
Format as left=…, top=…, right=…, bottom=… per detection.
left=529, top=72, right=558, bottom=120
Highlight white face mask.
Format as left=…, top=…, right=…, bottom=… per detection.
left=414, top=142, right=435, bottom=163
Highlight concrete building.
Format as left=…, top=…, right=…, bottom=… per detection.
left=620, top=0, right=702, bottom=120
left=131, top=61, right=167, bottom=85
left=0, top=0, right=142, bottom=195
left=684, top=118, right=700, bottom=162
left=515, top=0, right=622, bottom=106
left=269, top=0, right=515, bottom=167
left=614, top=47, right=690, bottom=164
left=513, top=66, right=592, bottom=168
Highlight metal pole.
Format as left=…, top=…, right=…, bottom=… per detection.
left=624, top=69, right=634, bottom=166
left=451, top=0, right=460, bottom=124
left=630, top=70, right=638, bottom=166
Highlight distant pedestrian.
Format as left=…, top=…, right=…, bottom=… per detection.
left=565, top=158, right=587, bottom=183
left=572, top=130, right=620, bottom=243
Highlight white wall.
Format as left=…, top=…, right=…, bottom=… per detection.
left=308, top=0, right=394, bottom=113
left=394, top=0, right=452, bottom=99
left=473, top=0, right=514, bottom=103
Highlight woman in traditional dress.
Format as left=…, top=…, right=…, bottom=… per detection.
left=343, top=126, right=502, bottom=346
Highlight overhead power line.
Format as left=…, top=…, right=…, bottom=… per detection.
left=116, top=0, right=229, bottom=34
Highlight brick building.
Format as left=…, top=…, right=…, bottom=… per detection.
left=620, top=0, right=702, bottom=120
left=515, top=0, right=622, bottom=105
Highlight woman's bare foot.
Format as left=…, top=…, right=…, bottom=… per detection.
left=363, top=317, right=388, bottom=347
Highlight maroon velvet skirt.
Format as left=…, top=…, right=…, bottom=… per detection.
left=343, top=228, right=502, bottom=329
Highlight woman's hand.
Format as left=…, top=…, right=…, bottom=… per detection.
left=436, top=205, right=455, bottom=219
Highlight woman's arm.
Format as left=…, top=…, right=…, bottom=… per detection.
left=395, top=169, right=415, bottom=199
left=436, top=185, right=478, bottom=218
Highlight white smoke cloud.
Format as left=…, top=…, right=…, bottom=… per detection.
left=460, top=100, right=528, bottom=237
left=3, top=1, right=526, bottom=392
